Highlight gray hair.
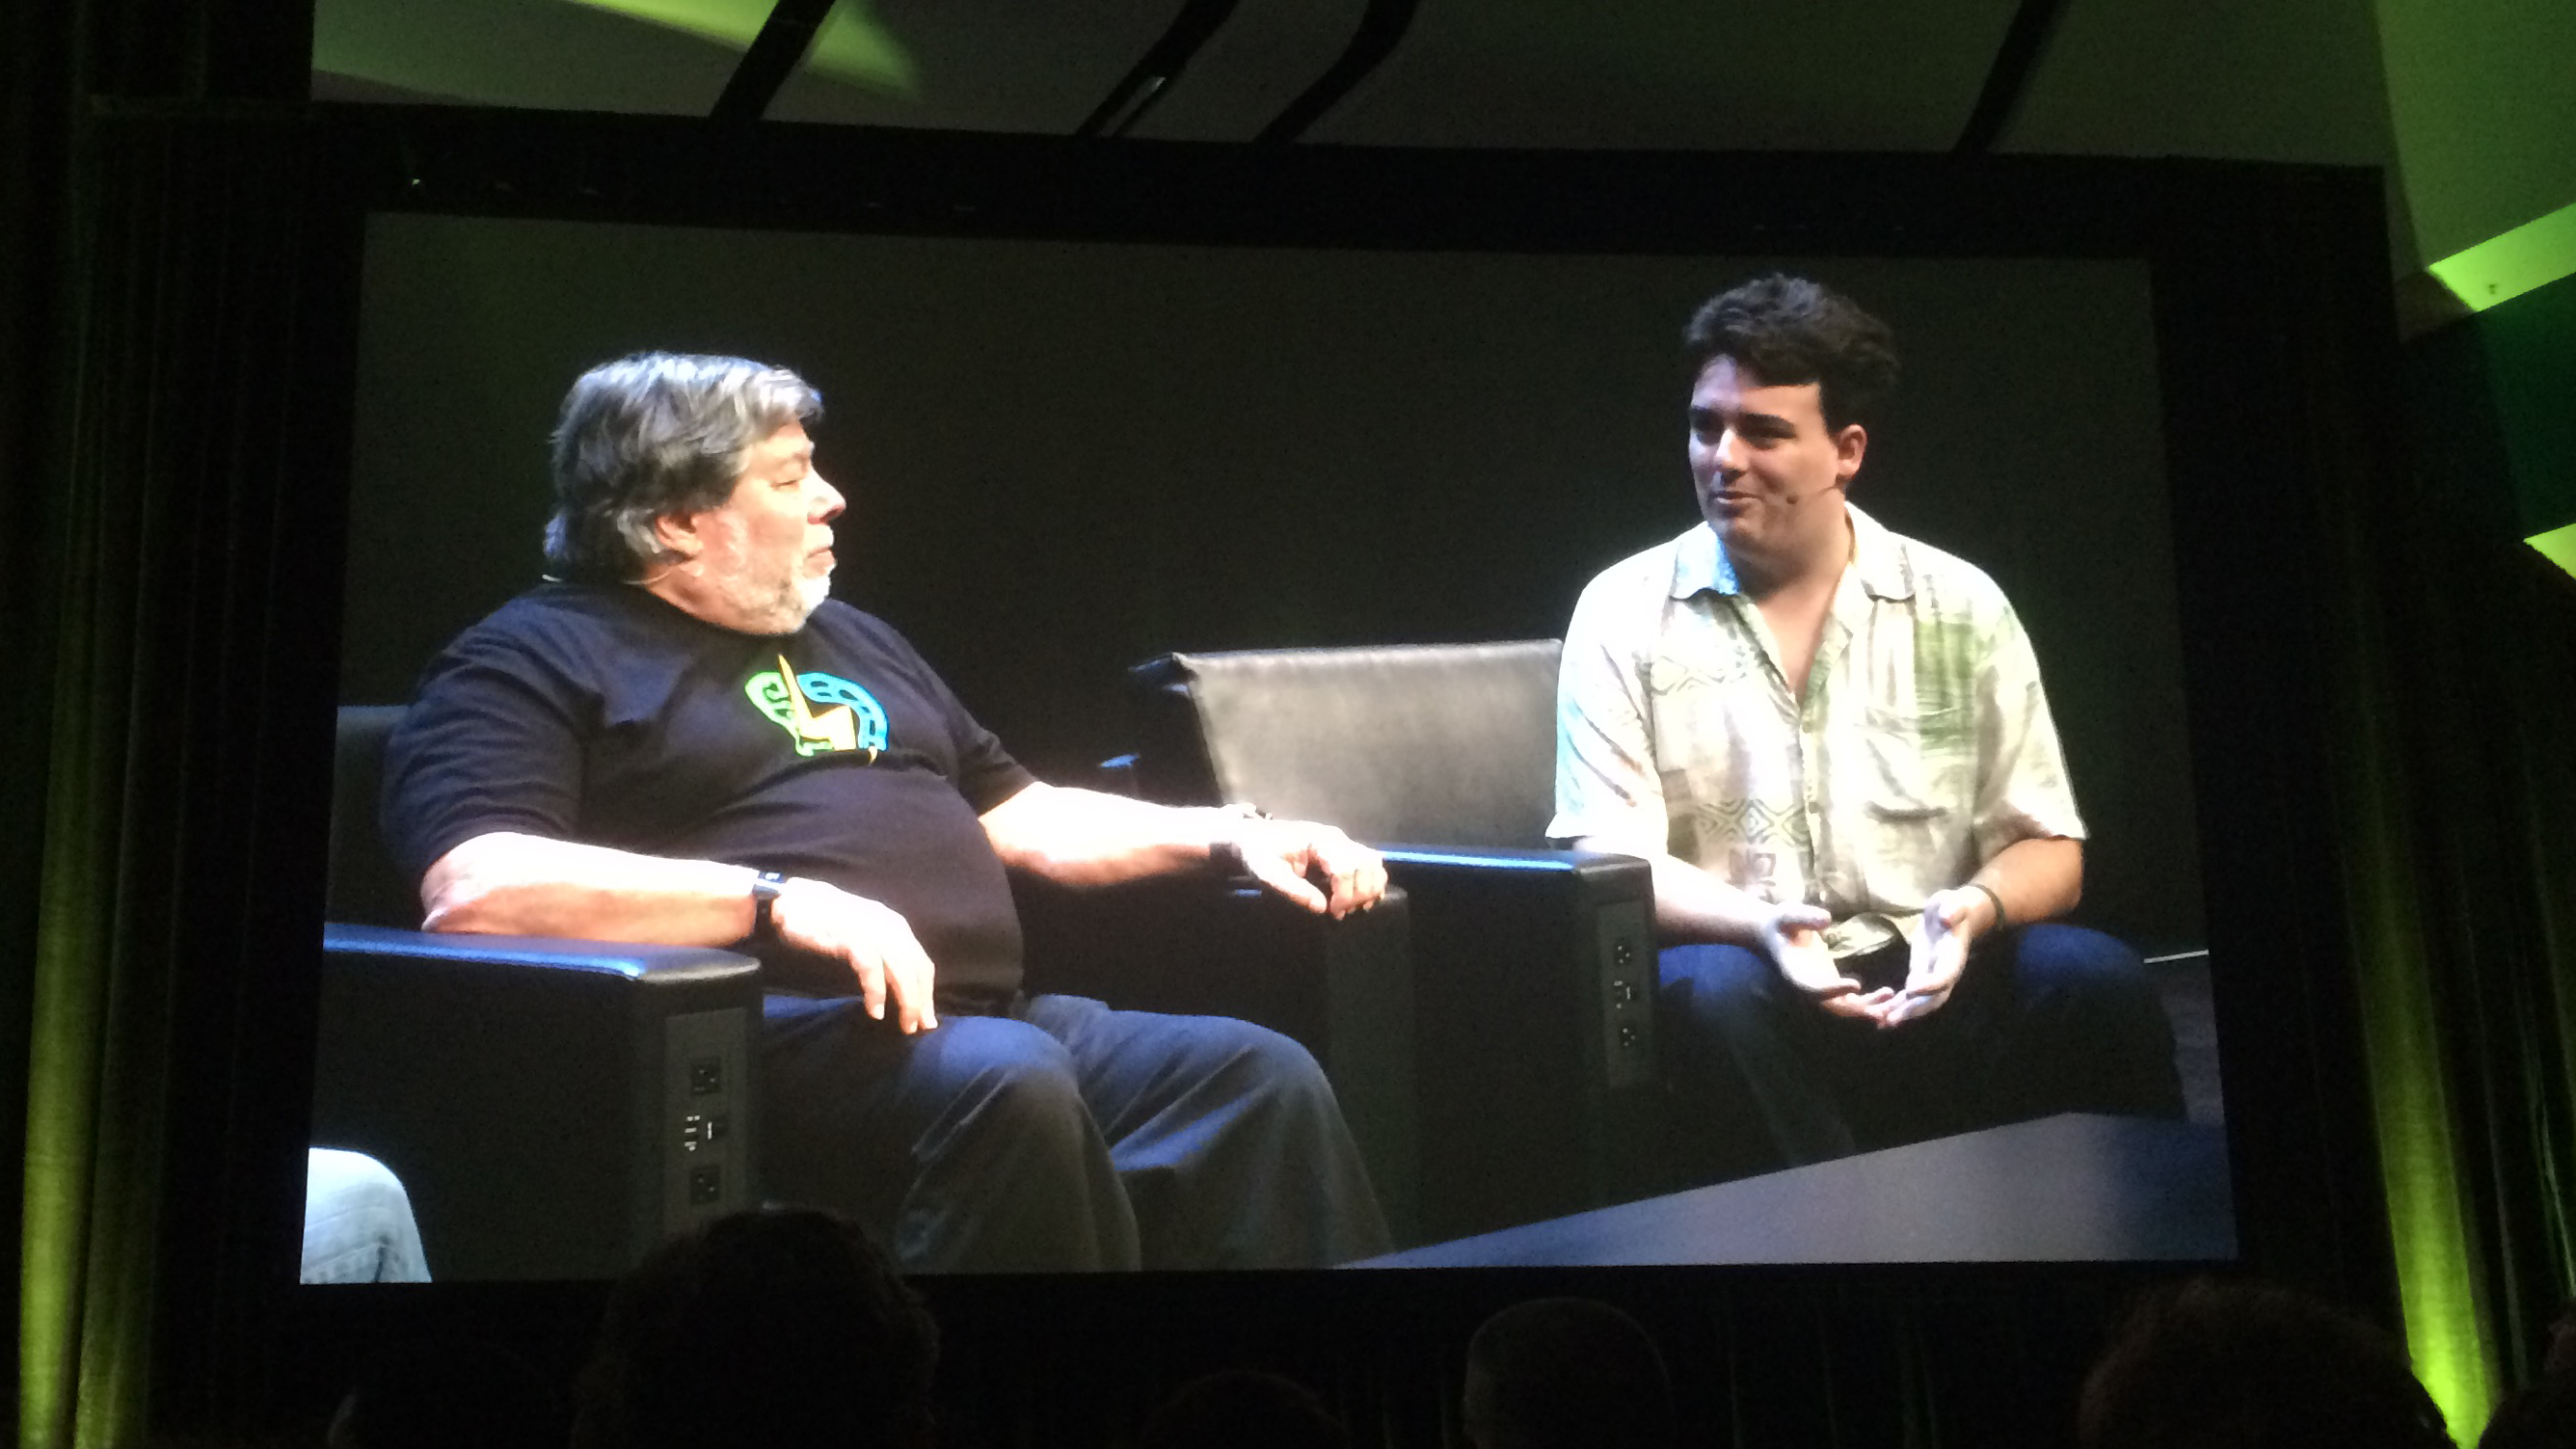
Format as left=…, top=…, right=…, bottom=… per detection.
left=544, top=353, right=823, bottom=583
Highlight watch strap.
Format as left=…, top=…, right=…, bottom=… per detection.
left=1966, top=881, right=2009, bottom=933
left=751, top=870, right=787, bottom=939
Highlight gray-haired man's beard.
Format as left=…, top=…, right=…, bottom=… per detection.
left=715, top=566, right=832, bottom=636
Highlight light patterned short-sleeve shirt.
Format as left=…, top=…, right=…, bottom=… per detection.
left=1548, top=505, right=2084, bottom=955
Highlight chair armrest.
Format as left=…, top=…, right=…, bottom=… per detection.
left=1346, top=845, right=1662, bottom=1240
left=1374, top=844, right=1655, bottom=1087
left=1012, top=875, right=1420, bottom=1246
left=323, top=921, right=761, bottom=984
left=314, top=923, right=764, bottom=1280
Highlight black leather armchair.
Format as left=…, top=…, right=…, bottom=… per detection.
left=1122, top=641, right=1662, bottom=1241
left=315, top=706, right=1422, bottom=1277
left=316, top=706, right=766, bottom=1280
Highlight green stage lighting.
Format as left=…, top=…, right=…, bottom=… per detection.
left=2529, top=521, right=2576, bottom=578
left=563, top=0, right=915, bottom=93
left=2428, top=199, right=2576, bottom=315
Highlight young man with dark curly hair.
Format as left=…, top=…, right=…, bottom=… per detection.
left=1551, top=275, right=2184, bottom=1182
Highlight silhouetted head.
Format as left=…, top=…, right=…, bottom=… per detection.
left=2477, top=1297, right=2576, bottom=1449
left=2545, top=1297, right=2576, bottom=1381
left=1138, top=1368, right=1347, bottom=1449
left=2079, top=1277, right=2449, bottom=1449
left=1462, top=1298, right=1675, bottom=1449
left=571, top=1207, right=937, bottom=1449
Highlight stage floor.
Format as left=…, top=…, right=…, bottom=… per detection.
left=1352, top=1113, right=2236, bottom=1268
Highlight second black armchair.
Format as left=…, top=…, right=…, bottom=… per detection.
left=1122, top=641, right=1663, bottom=1243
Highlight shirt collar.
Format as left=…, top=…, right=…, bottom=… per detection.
left=1670, top=501, right=1916, bottom=603
left=1846, top=503, right=1917, bottom=602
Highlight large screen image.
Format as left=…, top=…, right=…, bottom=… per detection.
left=311, top=213, right=2226, bottom=1279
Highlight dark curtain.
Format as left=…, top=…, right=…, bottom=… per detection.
left=13, top=109, right=356, bottom=1440
left=3, top=8, right=2571, bottom=1446
left=1, top=0, right=79, bottom=1394
left=2166, top=174, right=2576, bottom=1426
left=2375, top=320, right=2576, bottom=1395
left=8, top=2, right=347, bottom=1444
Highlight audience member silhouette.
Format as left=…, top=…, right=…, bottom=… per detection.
left=570, top=1207, right=938, bottom=1449
left=2478, top=1298, right=2576, bottom=1449
left=1461, top=1297, right=1675, bottom=1449
left=1136, top=1368, right=1349, bottom=1449
left=2079, top=1277, right=2451, bottom=1449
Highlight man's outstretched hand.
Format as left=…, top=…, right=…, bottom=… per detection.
left=768, top=878, right=941, bottom=1034
left=1762, top=901, right=1890, bottom=1021
left=1877, top=886, right=1982, bottom=1029
left=1219, top=817, right=1388, bottom=920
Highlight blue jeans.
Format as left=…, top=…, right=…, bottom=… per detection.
left=1657, top=924, right=2185, bottom=1182
left=759, top=992, right=1389, bottom=1273
left=301, top=1148, right=432, bottom=1283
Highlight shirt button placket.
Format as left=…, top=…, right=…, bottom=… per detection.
left=1800, top=704, right=1824, bottom=886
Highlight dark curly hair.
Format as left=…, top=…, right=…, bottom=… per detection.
left=1683, top=274, right=1900, bottom=432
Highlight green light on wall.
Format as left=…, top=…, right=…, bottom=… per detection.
left=563, top=0, right=917, bottom=94
left=2428, top=200, right=2576, bottom=315
left=2530, top=521, right=2576, bottom=579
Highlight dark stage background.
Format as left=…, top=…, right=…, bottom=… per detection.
left=343, top=223, right=2205, bottom=951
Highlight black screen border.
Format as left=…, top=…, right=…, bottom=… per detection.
left=261, top=105, right=2402, bottom=1392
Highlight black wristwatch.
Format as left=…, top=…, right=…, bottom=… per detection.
left=750, top=871, right=787, bottom=939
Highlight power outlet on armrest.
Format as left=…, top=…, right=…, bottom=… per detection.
left=662, top=1009, right=752, bottom=1235
left=1594, top=900, right=1655, bottom=1090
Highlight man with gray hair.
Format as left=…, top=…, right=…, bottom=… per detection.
left=382, top=352, right=1391, bottom=1273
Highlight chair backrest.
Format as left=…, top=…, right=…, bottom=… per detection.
left=1128, top=640, right=1564, bottom=846
left=331, top=705, right=422, bottom=928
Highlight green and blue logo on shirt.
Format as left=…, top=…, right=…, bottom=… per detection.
left=745, top=655, right=888, bottom=760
